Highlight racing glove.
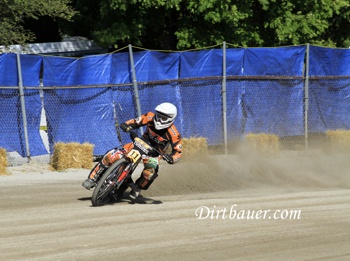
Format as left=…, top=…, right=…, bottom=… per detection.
left=120, top=123, right=132, bottom=132
left=163, top=154, right=174, bottom=164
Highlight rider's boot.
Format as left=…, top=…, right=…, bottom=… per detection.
left=82, top=162, right=107, bottom=190
left=129, top=167, right=159, bottom=198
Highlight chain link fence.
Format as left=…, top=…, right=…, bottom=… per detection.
left=306, top=77, right=350, bottom=148
left=1, top=45, right=350, bottom=166
left=1, top=75, right=349, bottom=166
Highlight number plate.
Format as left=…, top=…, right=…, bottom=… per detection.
left=134, top=137, right=151, bottom=149
left=127, top=149, right=141, bottom=163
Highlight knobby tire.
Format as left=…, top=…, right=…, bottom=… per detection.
left=91, top=158, right=129, bottom=207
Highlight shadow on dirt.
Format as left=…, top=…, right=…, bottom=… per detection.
left=77, top=192, right=163, bottom=206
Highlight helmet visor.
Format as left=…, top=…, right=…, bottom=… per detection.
left=155, top=112, right=172, bottom=124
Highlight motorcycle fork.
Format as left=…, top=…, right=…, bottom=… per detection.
left=117, top=164, right=132, bottom=183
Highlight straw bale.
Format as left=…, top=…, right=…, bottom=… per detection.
left=0, top=148, right=8, bottom=175
left=181, top=137, right=208, bottom=161
left=326, top=129, right=350, bottom=151
left=51, top=142, right=94, bottom=171
left=245, top=133, right=280, bottom=155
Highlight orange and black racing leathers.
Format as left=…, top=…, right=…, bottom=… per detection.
left=88, top=112, right=182, bottom=190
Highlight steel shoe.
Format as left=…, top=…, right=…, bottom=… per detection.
left=82, top=179, right=95, bottom=190
left=129, top=189, right=140, bottom=199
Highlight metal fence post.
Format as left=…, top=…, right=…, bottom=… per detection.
left=304, top=43, right=310, bottom=149
left=128, top=44, right=143, bottom=135
left=16, top=46, right=31, bottom=160
left=222, top=42, right=228, bottom=155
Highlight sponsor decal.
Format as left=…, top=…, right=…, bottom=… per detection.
left=169, top=126, right=177, bottom=136
left=134, top=140, right=150, bottom=154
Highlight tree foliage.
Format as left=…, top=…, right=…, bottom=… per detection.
left=260, top=0, right=350, bottom=47
left=0, top=0, right=76, bottom=46
left=2, top=0, right=350, bottom=49
left=68, top=0, right=350, bottom=50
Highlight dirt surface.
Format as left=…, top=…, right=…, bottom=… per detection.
left=1, top=147, right=350, bottom=261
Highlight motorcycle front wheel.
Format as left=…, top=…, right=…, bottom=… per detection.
left=91, top=158, right=129, bottom=206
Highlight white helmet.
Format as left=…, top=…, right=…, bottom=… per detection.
left=153, top=102, right=177, bottom=130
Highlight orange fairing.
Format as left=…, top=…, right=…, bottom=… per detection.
left=123, top=142, right=134, bottom=152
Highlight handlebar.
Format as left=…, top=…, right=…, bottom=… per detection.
left=129, top=130, right=138, bottom=141
left=128, top=130, right=165, bottom=159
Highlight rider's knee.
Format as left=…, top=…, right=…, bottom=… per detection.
left=142, top=167, right=155, bottom=180
left=137, top=169, right=158, bottom=190
left=142, top=157, right=158, bottom=180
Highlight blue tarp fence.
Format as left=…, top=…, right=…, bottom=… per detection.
left=308, top=46, right=350, bottom=132
left=1, top=45, right=349, bottom=157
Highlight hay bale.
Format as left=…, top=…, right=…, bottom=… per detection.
left=326, top=129, right=350, bottom=151
left=245, top=133, right=280, bottom=155
left=0, top=148, right=8, bottom=175
left=181, top=137, right=208, bottom=161
left=51, top=142, right=94, bottom=171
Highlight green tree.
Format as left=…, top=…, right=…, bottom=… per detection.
left=260, top=0, right=350, bottom=47
left=69, top=0, right=260, bottom=49
left=0, top=0, right=76, bottom=46
left=67, top=0, right=184, bottom=50
left=69, top=0, right=350, bottom=49
left=8, top=0, right=350, bottom=49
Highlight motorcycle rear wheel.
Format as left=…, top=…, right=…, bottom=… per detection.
left=91, top=158, right=129, bottom=206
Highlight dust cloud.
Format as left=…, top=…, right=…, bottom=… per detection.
left=148, top=144, right=350, bottom=197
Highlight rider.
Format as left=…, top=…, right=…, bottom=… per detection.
left=82, top=102, right=182, bottom=199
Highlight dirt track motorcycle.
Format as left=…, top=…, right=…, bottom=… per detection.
left=91, top=131, right=164, bottom=207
